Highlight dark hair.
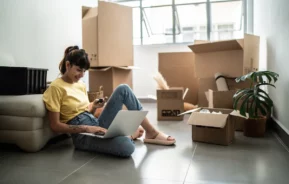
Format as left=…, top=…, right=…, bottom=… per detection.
left=59, top=46, right=90, bottom=75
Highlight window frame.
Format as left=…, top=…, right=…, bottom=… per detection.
left=112, top=0, right=246, bottom=45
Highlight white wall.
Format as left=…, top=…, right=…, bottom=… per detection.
left=254, top=0, right=289, bottom=133
left=0, top=0, right=83, bottom=83
left=133, top=44, right=191, bottom=98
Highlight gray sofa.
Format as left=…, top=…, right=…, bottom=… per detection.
left=0, top=94, right=58, bottom=152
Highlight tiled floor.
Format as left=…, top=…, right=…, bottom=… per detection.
left=0, top=102, right=288, bottom=184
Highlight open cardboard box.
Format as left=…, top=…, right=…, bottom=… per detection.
left=188, top=34, right=260, bottom=78
left=203, top=77, right=252, bottom=108
left=157, top=87, right=188, bottom=121
left=82, top=2, right=133, bottom=67
left=179, top=108, right=247, bottom=145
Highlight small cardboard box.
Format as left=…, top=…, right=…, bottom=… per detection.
left=157, top=88, right=184, bottom=121
left=82, top=2, right=133, bottom=67
left=183, top=108, right=240, bottom=145
left=158, top=52, right=198, bottom=105
left=89, top=66, right=133, bottom=97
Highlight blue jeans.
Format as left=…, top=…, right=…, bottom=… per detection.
left=67, top=84, right=143, bottom=157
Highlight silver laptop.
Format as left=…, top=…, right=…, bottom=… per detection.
left=80, top=110, right=148, bottom=139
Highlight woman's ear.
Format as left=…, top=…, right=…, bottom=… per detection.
left=65, top=61, right=71, bottom=70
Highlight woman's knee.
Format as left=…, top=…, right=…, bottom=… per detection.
left=115, top=84, right=131, bottom=94
left=116, top=136, right=135, bottom=157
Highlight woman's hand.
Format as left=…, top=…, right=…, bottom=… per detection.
left=92, top=98, right=106, bottom=109
left=85, top=126, right=107, bottom=134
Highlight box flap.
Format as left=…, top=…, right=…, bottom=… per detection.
left=89, top=66, right=137, bottom=72
left=98, top=1, right=133, bottom=66
left=178, top=107, right=201, bottom=116
left=198, top=78, right=217, bottom=107
left=89, top=67, right=112, bottom=71
left=188, top=39, right=243, bottom=53
left=82, top=7, right=98, bottom=19
left=82, top=6, right=91, bottom=18
left=208, top=89, right=237, bottom=109
left=187, top=108, right=231, bottom=128
left=114, top=66, right=139, bottom=70
left=194, top=40, right=210, bottom=44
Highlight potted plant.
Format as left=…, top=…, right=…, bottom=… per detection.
left=233, top=70, right=279, bottom=137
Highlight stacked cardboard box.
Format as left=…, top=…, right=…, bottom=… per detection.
left=82, top=2, right=134, bottom=97
left=182, top=34, right=260, bottom=145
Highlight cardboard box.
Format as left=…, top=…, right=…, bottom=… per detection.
left=186, top=108, right=237, bottom=145
left=89, top=67, right=132, bottom=97
left=188, top=34, right=260, bottom=78
left=157, top=88, right=184, bottom=121
left=198, top=77, right=252, bottom=108
left=207, top=78, right=252, bottom=109
left=82, top=2, right=133, bottom=67
left=158, top=52, right=198, bottom=105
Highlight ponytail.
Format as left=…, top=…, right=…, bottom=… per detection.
left=59, top=46, right=80, bottom=75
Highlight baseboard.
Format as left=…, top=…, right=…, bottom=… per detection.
left=270, top=116, right=289, bottom=150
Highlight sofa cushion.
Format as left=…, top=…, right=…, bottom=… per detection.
left=0, top=95, right=46, bottom=117
left=0, top=115, right=46, bottom=130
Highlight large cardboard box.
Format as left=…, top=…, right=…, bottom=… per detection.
left=82, top=2, right=133, bottom=67
left=188, top=34, right=260, bottom=78
left=89, top=67, right=132, bottom=97
left=185, top=108, right=238, bottom=145
left=157, top=88, right=184, bottom=121
left=158, top=52, right=198, bottom=105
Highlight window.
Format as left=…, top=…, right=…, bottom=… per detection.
left=210, top=0, right=243, bottom=41
left=142, top=6, right=173, bottom=44
left=175, top=3, right=207, bottom=42
left=111, top=0, right=244, bottom=45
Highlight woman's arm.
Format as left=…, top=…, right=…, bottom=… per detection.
left=48, top=111, right=107, bottom=134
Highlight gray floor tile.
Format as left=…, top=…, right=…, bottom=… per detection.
left=71, top=140, right=195, bottom=182
left=0, top=164, right=67, bottom=184
left=185, top=132, right=289, bottom=184
left=59, top=172, right=183, bottom=184
left=0, top=138, right=96, bottom=175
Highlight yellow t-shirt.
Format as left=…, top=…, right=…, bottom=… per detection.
left=43, top=78, right=90, bottom=123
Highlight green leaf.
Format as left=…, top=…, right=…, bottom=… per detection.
left=258, top=103, right=267, bottom=116
left=257, top=94, right=273, bottom=107
left=255, top=100, right=259, bottom=118
left=259, top=100, right=272, bottom=117
left=258, top=88, right=272, bottom=101
left=257, top=83, right=276, bottom=89
left=264, top=71, right=279, bottom=83
left=258, top=73, right=264, bottom=83
left=233, top=89, right=251, bottom=99
left=239, top=94, right=253, bottom=116
left=233, top=90, right=252, bottom=110
left=236, top=72, right=253, bottom=83
left=263, top=73, right=272, bottom=83
left=248, top=97, right=255, bottom=118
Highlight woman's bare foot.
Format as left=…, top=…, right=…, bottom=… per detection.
left=131, top=126, right=145, bottom=140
